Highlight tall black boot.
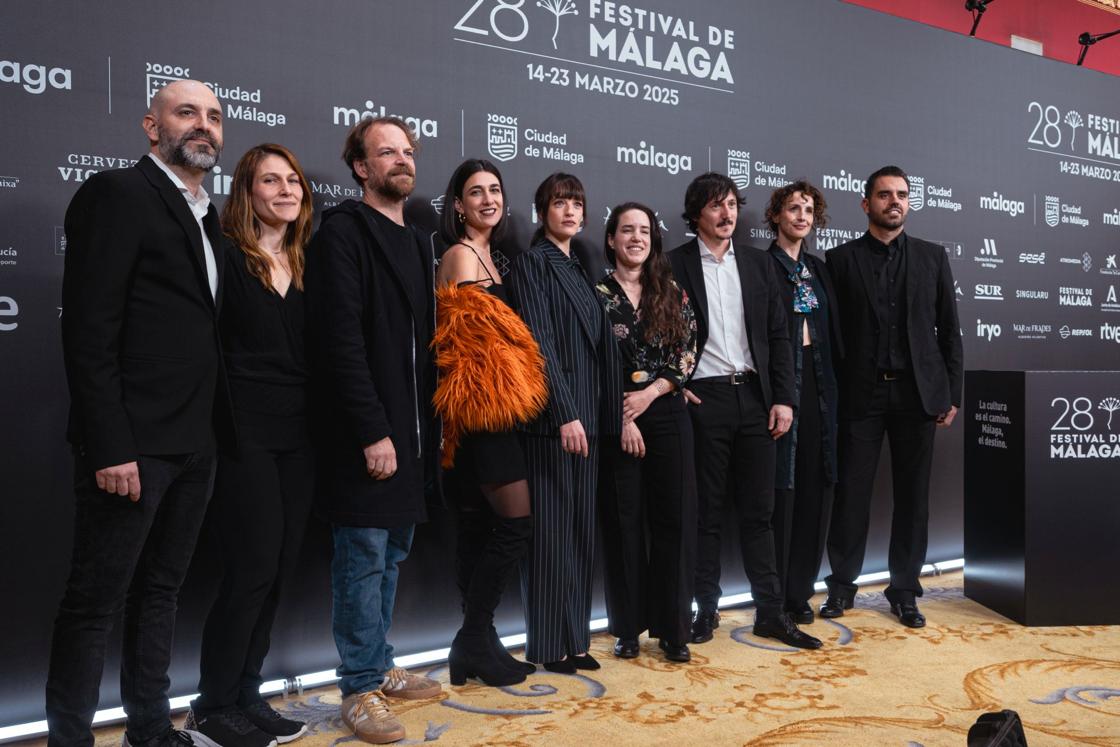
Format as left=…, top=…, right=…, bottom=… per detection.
left=449, top=516, right=533, bottom=686
left=455, top=508, right=492, bottom=614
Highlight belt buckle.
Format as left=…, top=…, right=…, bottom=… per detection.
left=882, top=371, right=898, bottom=382
left=729, top=371, right=746, bottom=385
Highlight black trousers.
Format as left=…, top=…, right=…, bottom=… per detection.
left=826, top=374, right=936, bottom=603
left=195, top=419, right=315, bottom=715
left=688, top=377, right=782, bottom=616
left=773, top=357, right=834, bottom=607
left=522, top=434, right=598, bottom=663
left=599, top=395, right=697, bottom=645
left=46, top=452, right=217, bottom=747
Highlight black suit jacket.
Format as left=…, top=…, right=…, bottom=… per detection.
left=508, top=238, right=623, bottom=438
left=61, top=155, right=231, bottom=471
left=305, top=199, right=437, bottom=528
left=668, top=238, right=795, bottom=409
left=826, top=232, right=963, bottom=417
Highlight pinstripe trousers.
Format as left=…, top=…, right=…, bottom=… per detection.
left=521, top=433, right=599, bottom=663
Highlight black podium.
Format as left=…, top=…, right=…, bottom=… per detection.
left=964, top=370, right=1120, bottom=626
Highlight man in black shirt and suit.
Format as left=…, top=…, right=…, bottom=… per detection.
left=822, top=165, right=963, bottom=628
left=47, top=80, right=232, bottom=747
left=305, top=116, right=441, bottom=745
left=669, top=172, right=821, bottom=650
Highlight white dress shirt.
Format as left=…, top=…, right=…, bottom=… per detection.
left=692, top=236, right=756, bottom=378
left=147, top=153, right=218, bottom=300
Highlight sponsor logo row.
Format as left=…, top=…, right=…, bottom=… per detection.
left=975, top=319, right=1120, bottom=342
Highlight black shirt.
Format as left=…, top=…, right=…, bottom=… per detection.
left=221, top=248, right=306, bottom=389
left=220, top=248, right=308, bottom=448
left=865, top=231, right=910, bottom=371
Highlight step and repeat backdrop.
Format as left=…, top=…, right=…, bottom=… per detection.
left=2, top=0, right=1118, bottom=726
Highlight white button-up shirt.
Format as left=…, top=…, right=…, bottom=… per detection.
left=692, top=237, right=756, bottom=378
left=147, top=153, right=218, bottom=300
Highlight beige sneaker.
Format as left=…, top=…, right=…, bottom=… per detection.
left=380, top=666, right=442, bottom=700
left=340, top=690, right=405, bottom=744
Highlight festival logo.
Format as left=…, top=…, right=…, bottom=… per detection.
left=1049, top=391, right=1120, bottom=459
left=1059, top=286, right=1093, bottom=307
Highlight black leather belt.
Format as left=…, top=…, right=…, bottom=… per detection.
left=692, top=370, right=756, bottom=385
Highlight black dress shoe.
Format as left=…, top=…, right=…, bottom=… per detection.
left=819, top=595, right=854, bottom=619
left=543, top=658, right=577, bottom=674
left=613, top=638, right=640, bottom=659
left=569, top=653, right=600, bottom=670
left=657, top=639, right=691, bottom=663
left=785, top=601, right=814, bottom=625
left=753, top=613, right=823, bottom=650
left=690, top=610, right=720, bottom=644
left=890, top=601, right=926, bottom=628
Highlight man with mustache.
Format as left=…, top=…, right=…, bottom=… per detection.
left=47, top=79, right=234, bottom=747
left=668, top=172, right=821, bottom=650
left=305, top=117, right=440, bottom=745
left=821, top=165, right=963, bottom=628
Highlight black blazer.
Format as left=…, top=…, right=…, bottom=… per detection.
left=668, top=238, right=795, bottom=409
left=508, top=238, right=623, bottom=438
left=61, top=155, right=231, bottom=471
left=768, top=244, right=843, bottom=487
left=827, top=232, right=963, bottom=417
left=305, top=200, right=437, bottom=528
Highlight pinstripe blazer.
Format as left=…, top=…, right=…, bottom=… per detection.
left=509, top=238, right=623, bottom=438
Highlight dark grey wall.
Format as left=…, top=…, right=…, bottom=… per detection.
left=2, top=0, right=1118, bottom=727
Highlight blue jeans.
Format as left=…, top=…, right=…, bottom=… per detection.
left=330, top=524, right=414, bottom=696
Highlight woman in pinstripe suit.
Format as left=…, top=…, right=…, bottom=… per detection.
left=508, top=172, right=623, bottom=672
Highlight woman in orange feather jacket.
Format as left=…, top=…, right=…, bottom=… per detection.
left=432, top=158, right=548, bottom=688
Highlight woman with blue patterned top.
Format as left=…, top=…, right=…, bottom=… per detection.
left=763, top=181, right=844, bottom=626
left=595, top=201, right=699, bottom=664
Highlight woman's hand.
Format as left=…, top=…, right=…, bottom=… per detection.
left=560, top=419, right=589, bottom=457
left=623, top=380, right=666, bottom=422
left=621, top=420, right=646, bottom=458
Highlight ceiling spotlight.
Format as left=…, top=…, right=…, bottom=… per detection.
left=965, top=0, right=996, bottom=37
left=1077, top=28, right=1120, bottom=66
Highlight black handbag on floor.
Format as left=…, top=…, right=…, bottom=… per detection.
left=967, top=709, right=1028, bottom=746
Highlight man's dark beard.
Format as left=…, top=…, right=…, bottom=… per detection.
left=158, top=126, right=220, bottom=171
left=870, top=208, right=905, bottom=231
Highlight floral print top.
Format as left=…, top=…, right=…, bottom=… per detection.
left=595, top=272, right=698, bottom=392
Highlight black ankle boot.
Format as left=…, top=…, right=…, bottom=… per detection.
left=448, top=630, right=527, bottom=687
left=489, top=626, right=536, bottom=675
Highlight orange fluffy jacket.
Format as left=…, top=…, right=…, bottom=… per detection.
left=432, top=283, right=549, bottom=467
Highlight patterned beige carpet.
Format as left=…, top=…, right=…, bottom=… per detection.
left=72, top=571, right=1118, bottom=746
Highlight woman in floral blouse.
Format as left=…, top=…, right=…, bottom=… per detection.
left=595, top=201, right=699, bottom=663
